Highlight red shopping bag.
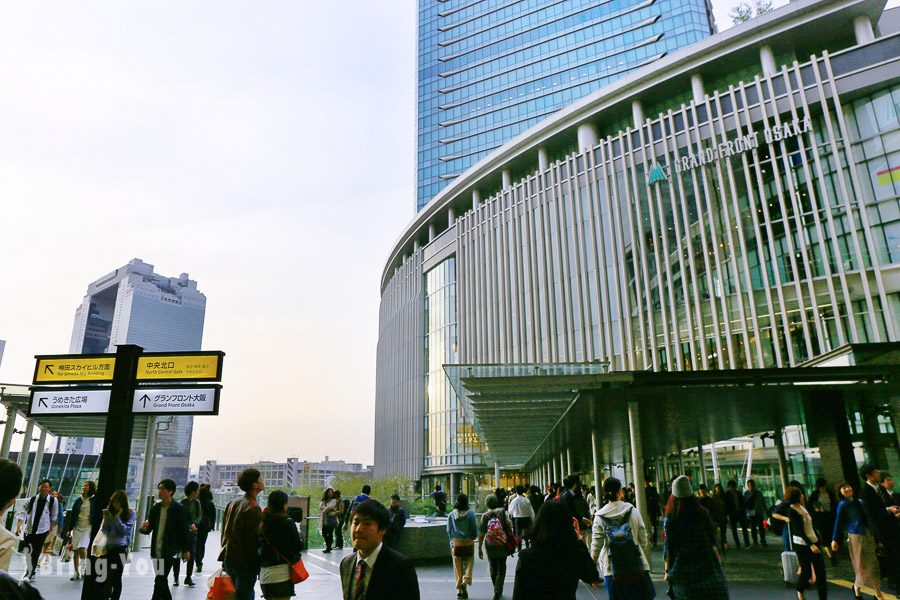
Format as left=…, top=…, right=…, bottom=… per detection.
left=207, top=569, right=236, bottom=600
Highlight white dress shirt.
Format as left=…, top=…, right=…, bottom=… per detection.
left=18, top=494, right=56, bottom=536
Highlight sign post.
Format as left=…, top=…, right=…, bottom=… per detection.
left=97, top=345, right=142, bottom=504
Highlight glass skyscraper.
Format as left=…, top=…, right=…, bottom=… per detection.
left=68, top=258, right=207, bottom=494
left=417, top=0, right=717, bottom=211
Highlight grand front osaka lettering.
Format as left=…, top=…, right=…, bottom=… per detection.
left=672, top=115, right=813, bottom=174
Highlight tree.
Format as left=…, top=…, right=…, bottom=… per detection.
left=729, top=0, right=774, bottom=25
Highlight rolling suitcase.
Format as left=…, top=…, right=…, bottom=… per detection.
left=782, top=523, right=799, bottom=587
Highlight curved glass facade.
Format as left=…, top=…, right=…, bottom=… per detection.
left=378, top=14, right=900, bottom=482
left=417, top=0, right=716, bottom=210
left=424, top=257, right=487, bottom=470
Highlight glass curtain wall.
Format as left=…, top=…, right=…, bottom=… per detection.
left=424, top=257, right=487, bottom=470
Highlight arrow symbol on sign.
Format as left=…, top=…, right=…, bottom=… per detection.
left=139, top=394, right=151, bottom=409
left=39, top=397, right=48, bottom=408
left=44, top=365, right=54, bottom=375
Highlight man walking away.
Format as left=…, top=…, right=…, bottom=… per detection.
left=140, top=479, right=191, bottom=600
left=645, top=481, right=661, bottom=547
left=196, top=484, right=217, bottom=572
left=221, top=468, right=264, bottom=600
left=173, top=481, right=202, bottom=587
left=15, top=479, right=57, bottom=582
left=335, top=490, right=349, bottom=549
left=340, top=499, right=419, bottom=600
left=507, top=485, right=535, bottom=550
left=744, top=479, right=768, bottom=547
left=724, top=480, right=750, bottom=548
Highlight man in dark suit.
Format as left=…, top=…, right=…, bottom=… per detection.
left=339, top=499, right=419, bottom=600
left=859, top=464, right=900, bottom=590
left=140, top=479, right=191, bottom=600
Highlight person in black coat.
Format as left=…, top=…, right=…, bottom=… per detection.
left=339, top=499, right=419, bottom=600
left=196, top=484, right=217, bottom=573
left=140, top=479, right=191, bottom=600
left=724, top=480, right=749, bottom=548
left=259, top=491, right=303, bottom=600
left=512, top=500, right=601, bottom=600
left=859, top=464, right=900, bottom=589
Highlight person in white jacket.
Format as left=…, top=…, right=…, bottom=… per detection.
left=590, top=477, right=655, bottom=599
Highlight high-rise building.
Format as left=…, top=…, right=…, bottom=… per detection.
left=379, top=0, right=900, bottom=499
left=68, top=258, right=207, bottom=493
left=416, top=0, right=716, bottom=211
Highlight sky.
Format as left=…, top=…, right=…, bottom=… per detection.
left=0, top=0, right=888, bottom=470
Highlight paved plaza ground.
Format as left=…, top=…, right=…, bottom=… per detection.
left=8, top=531, right=896, bottom=599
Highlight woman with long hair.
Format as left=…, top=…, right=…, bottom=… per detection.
left=772, top=486, right=828, bottom=600
left=259, top=490, right=303, bottom=600
left=831, top=481, right=884, bottom=600
left=447, top=493, right=477, bottom=599
left=663, top=476, right=729, bottom=600
left=512, top=500, right=600, bottom=599
left=318, top=487, right=339, bottom=553
left=100, top=490, right=136, bottom=600
left=590, top=477, right=654, bottom=600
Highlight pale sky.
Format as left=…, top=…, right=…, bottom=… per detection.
left=0, top=0, right=884, bottom=469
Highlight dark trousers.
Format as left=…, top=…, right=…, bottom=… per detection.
left=322, top=524, right=335, bottom=551
left=716, top=521, right=728, bottom=549
left=512, top=517, right=532, bottom=549
left=100, top=544, right=127, bottom=600
left=23, top=531, right=48, bottom=576
left=488, top=556, right=507, bottom=597
left=151, top=556, right=176, bottom=600
left=173, top=532, right=197, bottom=581
left=728, top=514, right=750, bottom=547
left=195, top=527, right=210, bottom=569
left=335, top=520, right=344, bottom=548
left=796, top=545, right=828, bottom=599
left=747, top=514, right=767, bottom=545
left=225, top=563, right=259, bottom=600
left=649, top=515, right=660, bottom=546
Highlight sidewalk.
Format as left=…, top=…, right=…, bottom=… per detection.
left=7, top=532, right=881, bottom=599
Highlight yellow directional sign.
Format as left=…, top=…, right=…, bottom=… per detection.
left=136, top=352, right=223, bottom=382
left=33, top=355, right=116, bottom=384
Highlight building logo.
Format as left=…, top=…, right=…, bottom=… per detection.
left=646, top=162, right=669, bottom=186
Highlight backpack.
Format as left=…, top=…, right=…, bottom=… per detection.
left=484, top=514, right=509, bottom=548
left=599, top=507, right=644, bottom=583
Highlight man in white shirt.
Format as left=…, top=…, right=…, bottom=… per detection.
left=15, top=479, right=57, bottom=581
left=507, top=485, right=535, bottom=551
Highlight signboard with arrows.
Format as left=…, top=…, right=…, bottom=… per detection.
left=28, top=388, right=112, bottom=416
left=132, top=386, right=220, bottom=414
left=33, top=355, right=117, bottom=384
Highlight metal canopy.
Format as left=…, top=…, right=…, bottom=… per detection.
left=0, top=383, right=151, bottom=439
left=445, top=363, right=900, bottom=471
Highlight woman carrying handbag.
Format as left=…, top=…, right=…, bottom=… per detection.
left=259, top=491, right=306, bottom=600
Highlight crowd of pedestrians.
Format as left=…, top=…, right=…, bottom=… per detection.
left=4, top=455, right=900, bottom=600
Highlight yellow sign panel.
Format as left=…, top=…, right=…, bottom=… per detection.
left=33, top=356, right=116, bottom=383
left=136, top=354, right=222, bottom=381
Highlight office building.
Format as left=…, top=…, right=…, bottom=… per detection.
left=199, top=457, right=373, bottom=490
left=378, top=0, right=900, bottom=502
left=68, top=258, right=207, bottom=494
left=416, top=0, right=717, bottom=210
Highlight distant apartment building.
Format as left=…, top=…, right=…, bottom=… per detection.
left=66, top=258, right=207, bottom=495
left=200, top=457, right=373, bottom=490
